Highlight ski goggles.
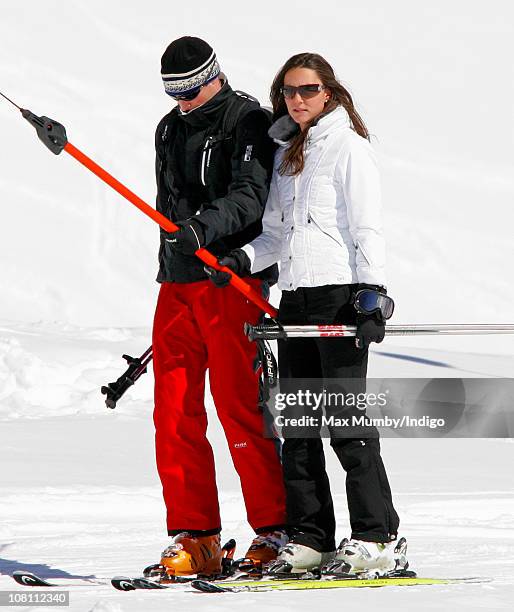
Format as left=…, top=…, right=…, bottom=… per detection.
left=167, top=86, right=203, bottom=101
left=281, top=84, right=325, bottom=99
left=166, top=74, right=220, bottom=101
left=354, top=289, right=395, bottom=320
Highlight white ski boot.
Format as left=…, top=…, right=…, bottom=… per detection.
left=323, top=536, right=410, bottom=577
left=267, top=542, right=335, bottom=575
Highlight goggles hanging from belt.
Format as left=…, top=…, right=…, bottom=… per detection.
left=354, top=289, right=395, bottom=321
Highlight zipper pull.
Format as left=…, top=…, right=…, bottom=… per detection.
left=200, top=136, right=214, bottom=186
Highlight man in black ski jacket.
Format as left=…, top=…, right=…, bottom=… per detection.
left=151, top=37, right=287, bottom=578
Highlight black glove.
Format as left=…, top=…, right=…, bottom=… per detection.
left=204, top=249, right=252, bottom=288
left=355, top=313, right=385, bottom=349
left=165, top=220, right=205, bottom=256
left=354, top=283, right=387, bottom=349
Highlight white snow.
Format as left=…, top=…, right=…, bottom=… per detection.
left=1, top=1, right=513, bottom=610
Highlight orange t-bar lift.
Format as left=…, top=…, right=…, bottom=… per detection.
left=0, top=91, right=277, bottom=319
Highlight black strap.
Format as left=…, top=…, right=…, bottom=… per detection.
left=156, top=111, right=181, bottom=219
left=221, top=91, right=260, bottom=135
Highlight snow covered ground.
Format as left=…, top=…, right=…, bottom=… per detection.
left=1, top=324, right=513, bottom=611
left=1, top=1, right=513, bottom=610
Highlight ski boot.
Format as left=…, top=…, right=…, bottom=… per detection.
left=266, top=542, right=335, bottom=577
left=322, top=536, right=412, bottom=578
left=143, top=533, right=233, bottom=581
left=236, top=530, right=288, bottom=576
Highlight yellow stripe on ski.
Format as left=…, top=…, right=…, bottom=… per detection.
left=219, top=577, right=475, bottom=591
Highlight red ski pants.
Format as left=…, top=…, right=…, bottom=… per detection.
left=152, top=280, right=286, bottom=534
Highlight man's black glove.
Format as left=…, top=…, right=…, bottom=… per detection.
left=165, top=220, right=205, bottom=256
left=354, top=283, right=387, bottom=349
left=204, top=249, right=252, bottom=288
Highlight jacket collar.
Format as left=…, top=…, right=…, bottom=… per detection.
left=269, top=106, right=351, bottom=147
left=177, top=77, right=233, bottom=128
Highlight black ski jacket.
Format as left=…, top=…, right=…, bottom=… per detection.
left=155, top=80, right=278, bottom=284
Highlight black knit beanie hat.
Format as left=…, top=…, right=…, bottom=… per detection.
left=161, top=36, right=221, bottom=96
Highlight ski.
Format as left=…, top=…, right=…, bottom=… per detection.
left=12, top=571, right=104, bottom=588
left=191, top=574, right=491, bottom=593
left=111, top=576, right=193, bottom=591
left=111, top=576, right=137, bottom=591
left=111, top=571, right=254, bottom=591
left=12, top=572, right=57, bottom=588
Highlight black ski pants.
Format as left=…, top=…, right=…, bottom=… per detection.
left=278, top=284, right=400, bottom=552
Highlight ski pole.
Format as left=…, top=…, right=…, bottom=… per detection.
left=102, top=322, right=514, bottom=406
left=0, top=92, right=278, bottom=319
left=245, top=321, right=514, bottom=341
left=101, top=347, right=153, bottom=409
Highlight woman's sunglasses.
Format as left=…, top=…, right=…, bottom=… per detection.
left=281, top=84, right=325, bottom=100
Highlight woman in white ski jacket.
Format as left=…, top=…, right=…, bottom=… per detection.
left=243, top=88, right=385, bottom=295
left=211, top=53, right=404, bottom=575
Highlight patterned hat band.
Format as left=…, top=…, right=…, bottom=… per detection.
left=162, top=52, right=221, bottom=95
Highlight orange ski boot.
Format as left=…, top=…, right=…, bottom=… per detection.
left=160, top=532, right=223, bottom=577
left=239, top=530, right=288, bottom=573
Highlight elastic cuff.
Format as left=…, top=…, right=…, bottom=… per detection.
left=240, top=249, right=252, bottom=271
left=287, top=532, right=335, bottom=553
left=168, top=526, right=221, bottom=537
left=255, top=524, right=287, bottom=535
left=350, top=531, right=397, bottom=544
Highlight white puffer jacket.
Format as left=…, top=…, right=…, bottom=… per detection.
left=242, top=106, right=386, bottom=290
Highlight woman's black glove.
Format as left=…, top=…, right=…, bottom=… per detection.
left=355, top=313, right=386, bottom=349
left=204, top=249, right=252, bottom=288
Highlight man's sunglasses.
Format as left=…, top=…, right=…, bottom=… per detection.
left=168, top=86, right=203, bottom=101
left=281, top=84, right=325, bottom=100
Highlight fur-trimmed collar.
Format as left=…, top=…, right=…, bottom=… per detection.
left=268, top=114, right=300, bottom=145
left=268, top=106, right=351, bottom=147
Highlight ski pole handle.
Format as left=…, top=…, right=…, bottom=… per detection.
left=63, top=142, right=278, bottom=318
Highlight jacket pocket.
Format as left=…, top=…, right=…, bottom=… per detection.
left=356, top=240, right=372, bottom=266
left=308, top=211, right=345, bottom=248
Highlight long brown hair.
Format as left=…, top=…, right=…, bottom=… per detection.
left=270, top=53, right=370, bottom=176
